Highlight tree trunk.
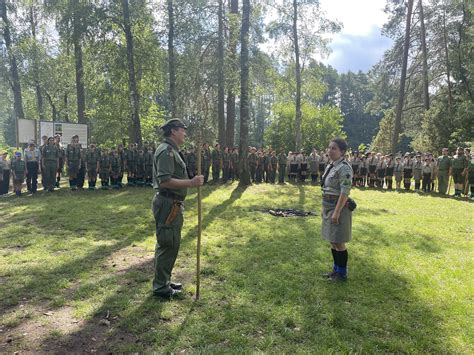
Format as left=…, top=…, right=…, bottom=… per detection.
left=226, top=0, right=238, bottom=148
left=442, top=6, right=452, bottom=113
left=239, top=0, right=251, bottom=186
left=167, top=0, right=177, bottom=117
left=392, top=0, right=414, bottom=154
left=122, top=0, right=142, bottom=146
left=217, top=0, right=226, bottom=147
left=1, top=0, right=25, bottom=121
left=29, top=4, right=45, bottom=121
left=72, top=0, right=86, bottom=123
left=64, top=43, right=70, bottom=122
left=418, top=0, right=429, bottom=110
left=292, top=0, right=302, bottom=152
left=45, top=91, right=58, bottom=122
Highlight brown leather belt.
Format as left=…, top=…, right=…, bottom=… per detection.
left=156, top=190, right=184, bottom=202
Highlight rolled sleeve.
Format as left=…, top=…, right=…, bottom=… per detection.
left=339, top=165, right=353, bottom=196
left=157, top=151, right=174, bottom=183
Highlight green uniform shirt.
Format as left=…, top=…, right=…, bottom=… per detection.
left=110, top=156, right=121, bottom=174
left=43, top=145, right=59, bottom=161
left=85, top=149, right=100, bottom=165
left=153, top=138, right=188, bottom=200
left=66, top=144, right=81, bottom=161
left=99, top=156, right=111, bottom=172
left=452, top=154, right=468, bottom=169
left=278, top=152, right=287, bottom=166
left=437, top=155, right=452, bottom=171
left=12, top=159, right=26, bottom=179
left=248, top=152, right=257, bottom=166
left=211, top=149, right=222, bottom=166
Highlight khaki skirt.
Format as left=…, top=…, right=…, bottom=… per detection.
left=321, top=199, right=352, bottom=243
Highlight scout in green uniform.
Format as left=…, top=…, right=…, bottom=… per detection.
left=385, top=154, right=395, bottom=190
left=54, top=135, right=65, bottom=188
left=230, top=148, right=239, bottom=181
left=422, top=158, right=433, bottom=192
left=41, top=137, right=59, bottom=192
left=255, top=150, right=264, bottom=183
left=403, top=153, right=413, bottom=190
left=277, top=149, right=287, bottom=184
left=144, top=146, right=154, bottom=186
left=136, top=149, right=146, bottom=186
left=321, top=138, right=354, bottom=282
left=99, top=149, right=111, bottom=189
left=66, top=135, right=82, bottom=190
left=11, top=152, right=26, bottom=196
left=211, top=143, right=222, bottom=183
left=85, top=144, right=100, bottom=189
left=269, top=151, right=278, bottom=183
left=222, top=147, right=231, bottom=183
left=451, top=147, right=469, bottom=197
left=77, top=147, right=86, bottom=189
left=110, top=149, right=122, bottom=188
left=248, top=147, right=257, bottom=182
left=152, top=119, right=204, bottom=299
left=263, top=151, right=270, bottom=183
left=186, top=147, right=197, bottom=178
left=117, top=144, right=126, bottom=187
left=125, top=143, right=138, bottom=186
left=467, top=152, right=474, bottom=199
left=413, top=155, right=423, bottom=191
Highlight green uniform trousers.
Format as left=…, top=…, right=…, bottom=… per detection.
left=438, top=170, right=449, bottom=194
left=278, top=165, right=286, bottom=183
left=152, top=194, right=184, bottom=294
left=43, top=161, right=57, bottom=190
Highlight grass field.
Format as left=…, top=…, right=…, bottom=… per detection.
left=0, top=183, right=473, bottom=353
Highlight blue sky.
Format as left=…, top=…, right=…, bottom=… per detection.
left=319, top=0, right=393, bottom=73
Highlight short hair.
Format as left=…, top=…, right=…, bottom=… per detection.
left=330, top=138, right=348, bottom=154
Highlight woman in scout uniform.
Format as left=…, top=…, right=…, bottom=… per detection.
left=85, top=144, right=100, bottom=189
left=385, top=154, right=395, bottom=190
left=394, top=156, right=404, bottom=190
left=152, top=118, right=204, bottom=299
left=110, top=149, right=122, bottom=188
left=375, top=153, right=385, bottom=188
left=403, top=153, right=413, bottom=190
left=299, top=152, right=308, bottom=183
left=321, top=138, right=354, bottom=282
left=422, top=158, right=433, bottom=192
left=99, top=148, right=111, bottom=189
left=66, top=135, right=82, bottom=190
left=367, top=152, right=378, bottom=187
left=24, top=140, right=41, bottom=193
left=359, top=155, right=368, bottom=187
left=451, top=147, right=469, bottom=197
left=54, top=135, right=65, bottom=188
left=413, top=154, right=423, bottom=191
left=11, top=152, right=26, bottom=196
left=41, top=137, right=59, bottom=192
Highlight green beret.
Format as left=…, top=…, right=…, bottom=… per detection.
left=161, top=118, right=187, bottom=131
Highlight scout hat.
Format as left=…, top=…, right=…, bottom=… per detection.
left=160, top=118, right=187, bottom=131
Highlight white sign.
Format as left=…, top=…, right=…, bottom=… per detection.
left=39, top=121, right=88, bottom=147
left=17, top=119, right=36, bottom=143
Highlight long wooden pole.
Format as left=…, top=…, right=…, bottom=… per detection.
left=195, top=128, right=203, bottom=300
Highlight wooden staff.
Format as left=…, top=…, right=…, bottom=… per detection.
left=195, top=128, right=203, bottom=300
left=447, top=174, right=453, bottom=195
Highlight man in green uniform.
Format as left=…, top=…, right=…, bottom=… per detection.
left=437, top=148, right=452, bottom=194
left=230, top=148, right=239, bottom=182
left=144, top=146, right=154, bottom=186
left=152, top=119, right=204, bottom=299
left=211, top=143, right=222, bottom=183
left=222, top=147, right=231, bottom=183
left=54, top=135, right=65, bottom=188
left=269, top=150, right=278, bottom=183
left=125, top=143, right=138, bottom=186
left=278, top=148, right=287, bottom=184
left=85, top=144, right=100, bottom=190
left=41, top=137, right=59, bottom=192
left=110, top=149, right=122, bottom=189
left=451, top=147, right=469, bottom=197
left=248, top=147, right=257, bottom=182
left=66, top=135, right=82, bottom=190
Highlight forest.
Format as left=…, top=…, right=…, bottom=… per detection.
left=1, top=0, right=472, bottom=154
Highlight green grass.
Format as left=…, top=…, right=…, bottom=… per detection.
left=0, top=183, right=473, bottom=353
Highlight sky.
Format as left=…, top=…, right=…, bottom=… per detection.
left=319, top=0, right=393, bottom=73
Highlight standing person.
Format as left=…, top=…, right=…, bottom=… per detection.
left=117, top=143, right=126, bottom=187
left=54, top=135, right=65, bottom=188
left=367, top=152, right=378, bottom=188
left=99, top=149, right=111, bottom=189
left=269, top=151, right=278, bottom=183
left=125, top=143, right=138, bottom=186
left=0, top=152, right=10, bottom=195
left=41, top=137, right=59, bottom=192
left=136, top=149, right=146, bottom=186
left=144, top=146, right=154, bottom=186
left=385, top=154, right=395, bottom=190
left=222, top=147, right=231, bottom=183
left=11, top=152, right=26, bottom=196
left=422, top=158, right=433, bottom=192
left=202, top=143, right=211, bottom=184
left=467, top=152, right=474, bottom=199
left=255, top=150, right=264, bottom=183
left=39, top=135, right=48, bottom=156
left=394, top=156, right=404, bottom=190
left=321, top=138, right=354, bottom=282
left=375, top=154, right=385, bottom=188
left=77, top=146, right=87, bottom=189
left=186, top=147, right=197, bottom=179
left=299, top=152, right=308, bottom=183
left=403, top=153, right=413, bottom=190
left=263, top=150, right=270, bottom=183
left=451, top=147, right=469, bottom=197
left=359, top=155, right=368, bottom=187
left=152, top=119, right=204, bottom=299
left=413, top=155, right=423, bottom=191
left=85, top=144, right=100, bottom=190
left=24, top=140, right=41, bottom=193
left=277, top=148, right=287, bottom=184
left=309, top=148, right=320, bottom=184
left=437, top=148, right=451, bottom=194
left=230, top=148, right=238, bottom=182
left=211, top=143, right=222, bottom=183
left=289, top=152, right=299, bottom=182
left=350, top=151, right=361, bottom=186
left=248, top=147, right=257, bottom=183
left=65, top=135, right=82, bottom=190
left=110, top=149, right=122, bottom=189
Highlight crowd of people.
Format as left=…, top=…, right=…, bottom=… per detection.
left=0, top=135, right=473, bottom=199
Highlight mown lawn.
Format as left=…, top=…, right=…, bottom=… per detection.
left=0, top=183, right=473, bottom=353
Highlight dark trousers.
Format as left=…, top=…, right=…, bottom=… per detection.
left=311, top=173, right=318, bottom=184
left=422, top=174, right=431, bottom=192
left=0, top=169, right=10, bottom=195
left=26, top=162, right=39, bottom=192
left=77, top=166, right=86, bottom=188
